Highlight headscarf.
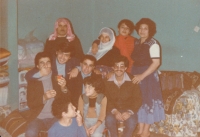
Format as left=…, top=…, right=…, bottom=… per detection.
left=48, top=18, right=75, bottom=42
left=87, top=27, right=115, bottom=60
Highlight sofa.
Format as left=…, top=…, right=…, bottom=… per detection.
left=150, top=71, right=200, bottom=137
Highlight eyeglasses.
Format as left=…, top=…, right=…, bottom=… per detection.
left=113, top=63, right=126, bottom=70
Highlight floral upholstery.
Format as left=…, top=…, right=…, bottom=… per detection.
left=150, top=89, right=200, bottom=137
left=150, top=71, right=200, bottom=137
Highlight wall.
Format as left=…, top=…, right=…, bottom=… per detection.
left=0, top=0, right=18, bottom=109
left=1, top=0, right=200, bottom=109
left=18, top=0, right=200, bottom=71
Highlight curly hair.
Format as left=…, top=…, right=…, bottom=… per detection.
left=112, top=55, right=129, bottom=68
left=83, top=75, right=104, bottom=94
left=51, top=97, right=71, bottom=119
left=135, top=18, right=157, bottom=37
left=56, top=42, right=75, bottom=57
left=34, top=52, right=50, bottom=67
left=81, top=55, right=97, bottom=66
left=118, top=19, right=135, bottom=34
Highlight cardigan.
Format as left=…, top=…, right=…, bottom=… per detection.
left=104, top=74, right=142, bottom=113
left=26, top=76, right=65, bottom=122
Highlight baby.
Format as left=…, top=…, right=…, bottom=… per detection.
left=91, top=39, right=100, bottom=55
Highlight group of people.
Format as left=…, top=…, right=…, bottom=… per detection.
left=23, top=17, right=165, bottom=137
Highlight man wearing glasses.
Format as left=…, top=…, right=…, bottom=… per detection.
left=104, top=55, right=142, bottom=137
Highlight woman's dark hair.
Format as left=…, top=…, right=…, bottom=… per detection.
left=135, top=18, right=157, bottom=37
left=118, top=19, right=135, bottom=34
left=52, top=97, right=71, bottom=119
left=34, top=52, right=50, bottom=67
left=83, top=75, right=104, bottom=93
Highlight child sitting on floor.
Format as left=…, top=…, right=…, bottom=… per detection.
left=48, top=97, right=87, bottom=137
left=78, top=75, right=107, bottom=137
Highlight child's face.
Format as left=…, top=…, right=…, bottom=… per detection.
left=84, top=84, right=97, bottom=97
left=66, top=103, right=76, bottom=117
left=92, top=43, right=98, bottom=55
left=118, top=23, right=130, bottom=36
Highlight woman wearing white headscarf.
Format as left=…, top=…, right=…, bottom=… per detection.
left=87, top=27, right=120, bottom=78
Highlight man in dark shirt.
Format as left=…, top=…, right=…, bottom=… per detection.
left=25, top=52, right=68, bottom=137
left=67, top=55, right=101, bottom=108
left=104, top=55, right=142, bottom=137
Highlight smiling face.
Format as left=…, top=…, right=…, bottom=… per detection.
left=56, top=51, right=71, bottom=64
left=138, top=24, right=149, bottom=40
left=80, top=59, right=95, bottom=75
left=84, top=84, right=97, bottom=97
left=56, top=21, right=68, bottom=37
left=113, top=61, right=127, bottom=78
left=118, top=23, right=131, bottom=36
left=100, top=33, right=110, bottom=43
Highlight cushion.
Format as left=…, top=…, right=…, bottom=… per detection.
left=162, top=89, right=183, bottom=114
left=0, top=65, right=8, bottom=71
left=0, top=105, right=11, bottom=122
left=0, top=56, right=10, bottom=66
left=0, top=48, right=11, bottom=59
left=0, top=71, right=9, bottom=87
left=183, top=71, right=200, bottom=89
left=0, top=86, right=8, bottom=106
left=0, top=109, right=28, bottom=137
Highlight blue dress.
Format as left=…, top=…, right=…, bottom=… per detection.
left=131, top=37, right=165, bottom=124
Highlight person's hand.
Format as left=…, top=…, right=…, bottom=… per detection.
left=68, top=68, right=79, bottom=79
left=113, top=110, right=124, bottom=121
left=85, top=128, right=90, bottom=136
left=93, top=69, right=101, bottom=75
left=132, top=74, right=145, bottom=84
left=76, top=110, right=83, bottom=126
left=106, top=71, right=114, bottom=79
left=39, top=66, right=51, bottom=77
left=88, top=125, right=98, bottom=135
left=43, top=89, right=56, bottom=100
left=91, top=44, right=98, bottom=55
left=121, top=111, right=131, bottom=121
left=57, top=76, right=66, bottom=88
